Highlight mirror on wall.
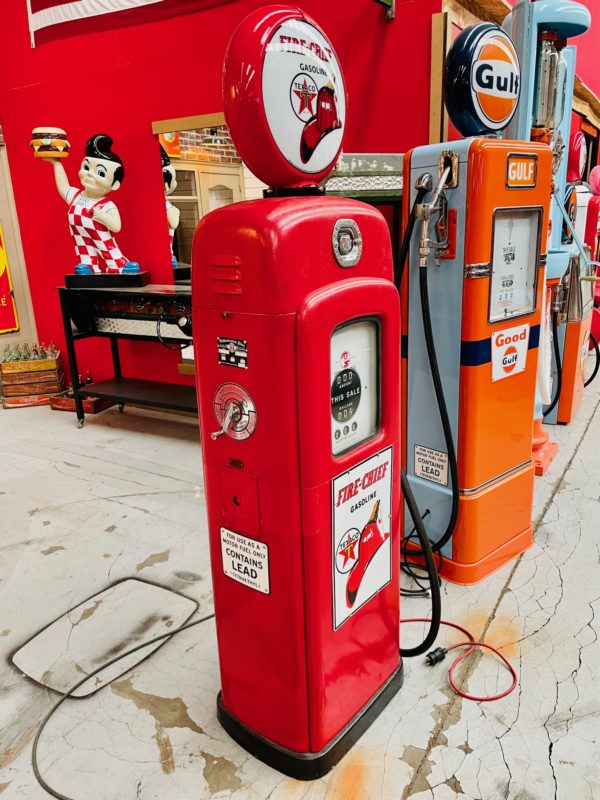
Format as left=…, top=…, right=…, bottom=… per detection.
left=153, top=116, right=267, bottom=283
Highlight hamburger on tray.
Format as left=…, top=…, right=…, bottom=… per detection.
left=29, top=127, right=70, bottom=158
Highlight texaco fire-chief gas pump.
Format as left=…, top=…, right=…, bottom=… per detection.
left=401, top=24, right=553, bottom=584
left=504, top=0, right=591, bottom=464
left=193, top=5, right=404, bottom=779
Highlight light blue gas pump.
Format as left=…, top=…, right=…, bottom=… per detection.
left=503, top=0, right=591, bottom=444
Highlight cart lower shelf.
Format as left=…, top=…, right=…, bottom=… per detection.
left=80, top=378, right=198, bottom=413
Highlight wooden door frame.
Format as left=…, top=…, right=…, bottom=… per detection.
left=0, top=145, right=37, bottom=345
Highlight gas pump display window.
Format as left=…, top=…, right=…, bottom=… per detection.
left=489, top=208, right=541, bottom=324
left=330, top=319, right=379, bottom=455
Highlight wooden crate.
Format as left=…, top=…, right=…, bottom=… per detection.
left=1, top=356, right=65, bottom=403
left=3, top=394, right=54, bottom=408
left=49, top=395, right=115, bottom=414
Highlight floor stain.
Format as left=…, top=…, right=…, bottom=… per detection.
left=0, top=783, right=11, bottom=794
left=42, top=520, right=51, bottom=526
left=41, top=545, right=65, bottom=556
left=154, top=720, right=175, bottom=774
left=74, top=599, right=103, bottom=626
left=63, top=461, right=80, bottom=468
left=401, top=745, right=433, bottom=798
left=105, top=525, right=117, bottom=533
left=102, top=553, right=112, bottom=559
left=174, top=571, right=202, bottom=583
left=328, top=759, right=368, bottom=800
left=0, top=726, right=36, bottom=769
left=111, top=678, right=204, bottom=736
left=28, top=508, right=39, bottom=517
left=41, top=669, right=53, bottom=684
left=75, top=663, right=88, bottom=675
left=484, top=614, right=522, bottom=659
left=0, top=630, right=10, bottom=637
left=201, top=753, right=242, bottom=794
left=95, top=614, right=161, bottom=662
left=458, top=741, right=473, bottom=755
left=136, top=551, right=170, bottom=572
left=444, top=775, right=464, bottom=794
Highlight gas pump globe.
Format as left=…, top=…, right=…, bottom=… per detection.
left=192, top=5, right=402, bottom=779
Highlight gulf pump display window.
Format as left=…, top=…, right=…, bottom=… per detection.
left=400, top=23, right=553, bottom=584
left=192, top=5, right=402, bottom=779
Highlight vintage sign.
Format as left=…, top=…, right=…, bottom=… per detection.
left=262, top=19, right=346, bottom=174
left=220, top=527, right=270, bottom=594
left=506, top=154, right=538, bottom=189
left=332, top=447, right=392, bottom=629
left=0, top=222, right=19, bottom=335
left=491, top=323, right=530, bottom=381
left=414, top=444, right=448, bottom=486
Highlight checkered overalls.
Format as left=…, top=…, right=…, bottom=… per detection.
left=67, top=188, right=129, bottom=273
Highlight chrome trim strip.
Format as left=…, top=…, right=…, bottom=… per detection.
left=459, top=460, right=532, bottom=495
left=464, top=262, right=492, bottom=278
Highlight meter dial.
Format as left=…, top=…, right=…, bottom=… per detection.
left=213, top=384, right=257, bottom=441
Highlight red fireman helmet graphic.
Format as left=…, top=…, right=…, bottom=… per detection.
left=346, top=500, right=389, bottom=608
left=300, top=84, right=342, bottom=164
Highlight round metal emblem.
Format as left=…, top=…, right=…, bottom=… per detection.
left=332, top=219, right=362, bottom=267
left=444, top=23, right=520, bottom=137
left=213, top=383, right=257, bottom=441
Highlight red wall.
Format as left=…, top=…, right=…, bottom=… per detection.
left=0, top=0, right=440, bottom=383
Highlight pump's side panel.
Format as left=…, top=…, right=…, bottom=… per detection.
left=403, top=141, right=470, bottom=559
left=193, top=207, right=311, bottom=752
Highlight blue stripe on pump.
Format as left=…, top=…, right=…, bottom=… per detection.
left=460, top=324, right=541, bottom=367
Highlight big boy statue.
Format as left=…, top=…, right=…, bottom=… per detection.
left=32, top=129, right=140, bottom=275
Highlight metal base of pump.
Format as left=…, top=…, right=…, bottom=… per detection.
left=217, top=662, right=404, bottom=781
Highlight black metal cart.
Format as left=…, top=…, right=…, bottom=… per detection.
left=58, top=284, right=197, bottom=427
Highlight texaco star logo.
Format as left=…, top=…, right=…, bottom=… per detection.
left=335, top=528, right=360, bottom=574
left=290, top=73, right=318, bottom=121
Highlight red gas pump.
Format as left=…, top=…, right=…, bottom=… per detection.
left=192, top=6, right=403, bottom=779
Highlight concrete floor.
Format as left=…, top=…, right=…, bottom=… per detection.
left=0, top=386, right=599, bottom=800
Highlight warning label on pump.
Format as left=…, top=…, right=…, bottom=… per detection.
left=220, top=528, right=270, bottom=594
left=332, top=447, right=392, bottom=629
left=414, top=445, right=448, bottom=486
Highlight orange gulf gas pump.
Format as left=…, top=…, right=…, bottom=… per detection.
left=400, top=24, right=553, bottom=584
left=192, top=5, right=404, bottom=779
left=543, top=131, right=596, bottom=425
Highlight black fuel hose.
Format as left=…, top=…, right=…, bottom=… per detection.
left=543, top=312, right=563, bottom=418
left=585, top=332, right=600, bottom=388
left=399, top=467, right=441, bottom=657
left=394, top=186, right=428, bottom=289
left=403, top=265, right=460, bottom=555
